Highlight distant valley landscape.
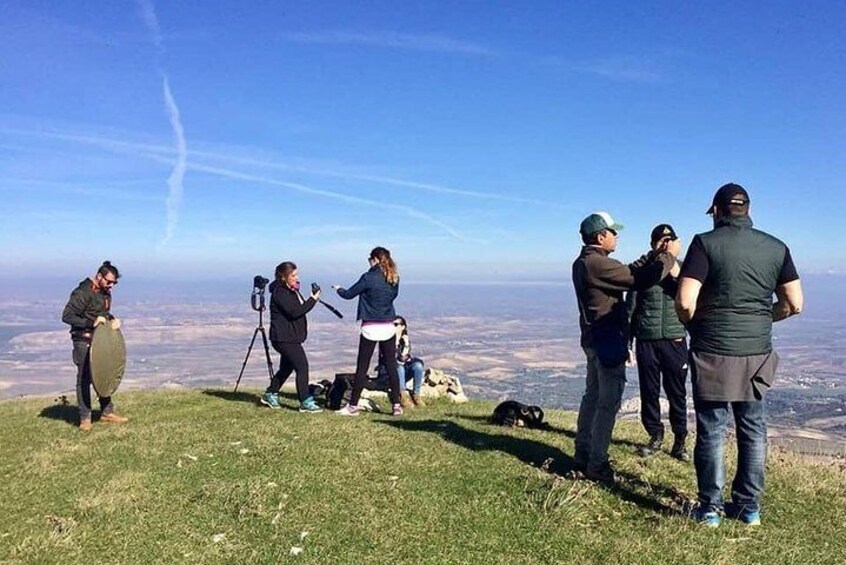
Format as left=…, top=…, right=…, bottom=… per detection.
left=2, top=276, right=844, bottom=452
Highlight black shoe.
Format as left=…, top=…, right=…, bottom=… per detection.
left=585, top=462, right=617, bottom=484
left=637, top=434, right=664, bottom=458
left=670, top=436, right=690, bottom=462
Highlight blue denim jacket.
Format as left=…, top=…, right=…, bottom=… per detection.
left=337, top=265, right=399, bottom=322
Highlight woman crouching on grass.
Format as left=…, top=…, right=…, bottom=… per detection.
left=333, top=246, right=403, bottom=416
left=261, top=261, right=322, bottom=412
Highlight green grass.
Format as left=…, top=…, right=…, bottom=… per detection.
left=1, top=390, right=844, bottom=564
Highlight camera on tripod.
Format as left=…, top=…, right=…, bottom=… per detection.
left=250, top=275, right=271, bottom=312
left=235, top=274, right=275, bottom=393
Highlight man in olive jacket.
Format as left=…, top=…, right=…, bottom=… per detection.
left=626, top=224, right=690, bottom=461
left=572, top=212, right=679, bottom=483
left=676, top=183, right=803, bottom=526
left=61, top=261, right=129, bottom=431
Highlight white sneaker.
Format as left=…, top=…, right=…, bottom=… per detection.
left=337, top=404, right=361, bottom=416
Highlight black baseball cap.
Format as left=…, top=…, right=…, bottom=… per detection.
left=650, top=224, right=678, bottom=245
left=707, top=183, right=750, bottom=214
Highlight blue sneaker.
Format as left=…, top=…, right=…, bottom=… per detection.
left=724, top=503, right=761, bottom=526
left=299, top=397, right=323, bottom=413
left=260, top=392, right=281, bottom=409
left=692, top=506, right=721, bottom=527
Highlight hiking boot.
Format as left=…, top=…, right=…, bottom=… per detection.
left=100, top=412, right=129, bottom=424
left=400, top=392, right=414, bottom=409
left=392, top=403, right=404, bottom=416
left=260, top=392, right=281, bottom=409
left=670, top=435, right=690, bottom=462
left=79, top=418, right=92, bottom=432
left=585, top=462, right=616, bottom=484
left=724, top=502, right=761, bottom=526
left=637, top=433, right=664, bottom=458
left=299, top=397, right=323, bottom=413
left=337, top=404, right=361, bottom=416
left=692, top=506, right=721, bottom=527
left=410, top=391, right=426, bottom=407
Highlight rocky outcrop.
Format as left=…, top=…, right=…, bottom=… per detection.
left=420, top=368, right=468, bottom=404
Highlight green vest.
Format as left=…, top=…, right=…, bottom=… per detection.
left=690, top=216, right=786, bottom=356
left=630, top=275, right=686, bottom=341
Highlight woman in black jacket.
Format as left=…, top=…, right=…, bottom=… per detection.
left=261, top=261, right=322, bottom=412
left=333, top=246, right=403, bottom=416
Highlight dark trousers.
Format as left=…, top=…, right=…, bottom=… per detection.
left=350, top=335, right=401, bottom=406
left=635, top=339, right=688, bottom=438
left=267, top=341, right=309, bottom=402
left=72, top=340, right=113, bottom=421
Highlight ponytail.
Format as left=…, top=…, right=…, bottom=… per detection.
left=369, top=246, right=399, bottom=285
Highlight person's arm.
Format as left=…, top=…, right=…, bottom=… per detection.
left=675, top=277, right=702, bottom=324
left=773, top=247, right=802, bottom=322
left=398, top=333, right=411, bottom=362
left=675, top=235, right=708, bottom=324
left=773, top=280, right=803, bottom=321
left=275, top=289, right=316, bottom=319
left=61, top=287, right=92, bottom=328
left=335, top=274, right=367, bottom=300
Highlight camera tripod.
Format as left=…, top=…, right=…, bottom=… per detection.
left=233, top=287, right=275, bottom=393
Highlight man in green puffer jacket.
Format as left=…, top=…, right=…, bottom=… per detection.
left=626, top=224, right=689, bottom=461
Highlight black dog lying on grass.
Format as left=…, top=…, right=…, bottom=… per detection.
left=491, top=400, right=550, bottom=429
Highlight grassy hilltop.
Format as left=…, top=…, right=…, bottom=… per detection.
left=1, top=390, right=844, bottom=564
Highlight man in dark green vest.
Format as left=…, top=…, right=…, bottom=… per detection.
left=676, top=184, right=803, bottom=527
left=626, top=224, right=689, bottom=461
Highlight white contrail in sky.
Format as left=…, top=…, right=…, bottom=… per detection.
left=161, top=75, right=187, bottom=245
left=136, top=0, right=163, bottom=52
left=135, top=0, right=188, bottom=245
left=1, top=127, right=555, bottom=207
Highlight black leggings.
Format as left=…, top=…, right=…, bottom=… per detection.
left=267, top=341, right=309, bottom=402
left=350, top=335, right=401, bottom=406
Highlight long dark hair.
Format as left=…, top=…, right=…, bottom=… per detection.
left=275, top=261, right=297, bottom=285
left=370, top=246, right=398, bottom=285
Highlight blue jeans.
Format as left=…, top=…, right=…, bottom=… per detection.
left=694, top=399, right=767, bottom=513
left=397, top=360, right=425, bottom=394
left=575, top=347, right=626, bottom=472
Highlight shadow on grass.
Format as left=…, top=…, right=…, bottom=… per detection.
left=383, top=418, right=578, bottom=474
left=201, top=389, right=309, bottom=412
left=381, top=418, right=681, bottom=516
left=202, top=389, right=261, bottom=405
left=448, top=413, right=579, bottom=439
left=38, top=396, right=78, bottom=426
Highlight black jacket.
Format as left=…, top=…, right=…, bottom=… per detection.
left=269, top=281, right=317, bottom=344
left=337, top=265, right=399, bottom=322
left=61, top=278, right=112, bottom=341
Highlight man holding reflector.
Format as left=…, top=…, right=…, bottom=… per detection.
left=61, top=260, right=129, bottom=432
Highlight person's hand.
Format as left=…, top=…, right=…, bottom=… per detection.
left=666, top=238, right=682, bottom=258
left=626, top=348, right=636, bottom=367
left=94, top=316, right=108, bottom=327
left=110, top=318, right=121, bottom=331
left=311, top=289, right=322, bottom=301
left=331, top=284, right=341, bottom=291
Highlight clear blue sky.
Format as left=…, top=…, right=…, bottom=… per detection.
left=2, top=1, right=844, bottom=282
